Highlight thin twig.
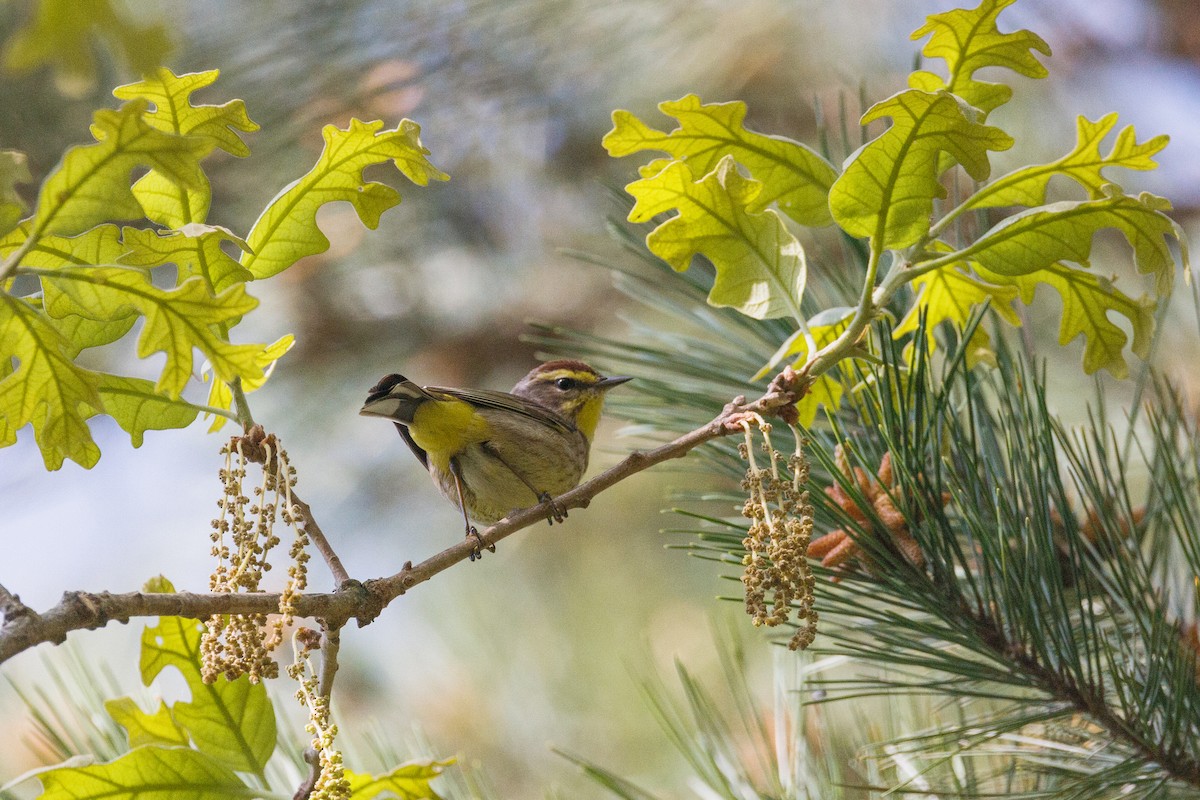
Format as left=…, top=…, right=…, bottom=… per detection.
left=293, top=749, right=321, bottom=800
left=292, top=493, right=351, bottom=589
left=0, top=369, right=803, bottom=666
left=316, top=626, right=342, bottom=700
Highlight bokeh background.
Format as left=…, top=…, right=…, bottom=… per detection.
left=3, top=0, right=1200, bottom=796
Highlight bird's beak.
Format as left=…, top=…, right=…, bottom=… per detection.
left=596, top=375, right=633, bottom=390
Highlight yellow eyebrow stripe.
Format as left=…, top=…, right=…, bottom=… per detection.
left=538, top=369, right=599, bottom=383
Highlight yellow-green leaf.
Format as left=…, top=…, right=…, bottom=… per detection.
left=603, top=94, right=838, bottom=226
left=114, top=68, right=259, bottom=228
left=2, top=0, right=171, bottom=96
left=0, top=360, right=12, bottom=449
left=114, top=68, right=258, bottom=158
left=894, top=264, right=1021, bottom=347
left=172, top=678, right=276, bottom=775
left=909, top=0, right=1050, bottom=116
left=829, top=89, right=1012, bottom=248
left=105, top=698, right=190, bottom=749
left=140, top=616, right=276, bottom=774
left=96, top=373, right=202, bottom=446
left=30, top=100, right=208, bottom=238
left=965, top=114, right=1169, bottom=209
left=144, top=575, right=175, bottom=593
left=957, top=188, right=1180, bottom=297
left=0, top=149, right=31, bottom=237
left=347, top=759, right=455, bottom=800
left=3, top=223, right=139, bottom=354
left=47, top=311, right=138, bottom=357
left=2, top=222, right=125, bottom=270
left=242, top=118, right=447, bottom=279
left=40, top=267, right=266, bottom=397
left=0, top=294, right=103, bottom=469
left=796, top=368, right=846, bottom=429
left=121, top=224, right=254, bottom=293
left=37, top=746, right=249, bottom=800
left=131, top=169, right=212, bottom=229
left=979, top=261, right=1155, bottom=378
left=202, top=334, right=294, bottom=432
left=627, top=156, right=806, bottom=321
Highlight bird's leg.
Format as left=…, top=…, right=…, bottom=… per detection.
left=450, top=458, right=493, bottom=560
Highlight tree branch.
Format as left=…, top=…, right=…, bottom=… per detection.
left=0, top=583, right=34, bottom=625
left=293, top=489, right=351, bottom=589
left=0, top=370, right=804, bottom=666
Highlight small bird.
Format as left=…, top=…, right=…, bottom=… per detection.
left=360, top=360, right=631, bottom=558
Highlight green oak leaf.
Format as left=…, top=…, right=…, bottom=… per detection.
left=829, top=89, right=1012, bottom=249
left=603, top=94, right=838, bottom=226
left=1, top=296, right=203, bottom=460
left=29, top=100, right=208, bottom=238
left=105, top=698, right=191, bottom=749
left=121, top=224, right=254, bottom=293
left=95, top=373, right=202, bottom=446
left=36, top=746, right=251, bottom=800
left=47, top=311, right=138, bottom=357
left=5, top=223, right=126, bottom=268
left=979, top=261, right=1155, bottom=378
left=130, top=169, right=211, bottom=229
left=0, top=294, right=103, bottom=468
left=0, top=358, right=11, bottom=448
left=965, top=114, right=1169, bottom=209
left=114, top=68, right=259, bottom=228
left=626, top=156, right=806, bottom=321
left=894, top=262, right=1021, bottom=344
left=114, top=68, right=258, bottom=158
left=2, top=0, right=171, bottom=96
left=202, top=334, right=294, bottom=432
left=3, top=223, right=139, bottom=354
left=909, top=0, right=1050, bottom=116
left=144, top=575, right=175, bottom=593
left=957, top=188, right=1180, bottom=297
left=243, top=118, right=448, bottom=279
left=171, top=678, right=276, bottom=775
left=39, top=267, right=266, bottom=397
left=346, top=759, right=455, bottom=799
left=140, top=616, right=276, bottom=774
left=795, top=362, right=858, bottom=428
left=893, top=260, right=1021, bottom=367
left=1, top=149, right=31, bottom=237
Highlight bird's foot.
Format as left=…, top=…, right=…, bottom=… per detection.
left=466, top=526, right=495, bottom=561
left=538, top=492, right=568, bottom=525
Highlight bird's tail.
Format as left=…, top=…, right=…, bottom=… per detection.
left=359, top=374, right=435, bottom=424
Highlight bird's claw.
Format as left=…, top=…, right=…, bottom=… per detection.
left=466, top=526, right=493, bottom=561
left=538, top=492, right=568, bottom=525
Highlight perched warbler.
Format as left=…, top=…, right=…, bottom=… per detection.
left=359, top=360, right=631, bottom=556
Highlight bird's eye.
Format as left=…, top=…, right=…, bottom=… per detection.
left=554, top=377, right=576, bottom=390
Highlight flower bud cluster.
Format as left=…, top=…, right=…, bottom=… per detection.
left=738, top=419, right=818, bottom=650
left=202, top=433, right=309, bottom=684
left=289, top=629, right=350, bottom=800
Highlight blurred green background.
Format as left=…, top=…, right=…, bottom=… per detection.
left=2, top=0, right=1199, bottom=796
